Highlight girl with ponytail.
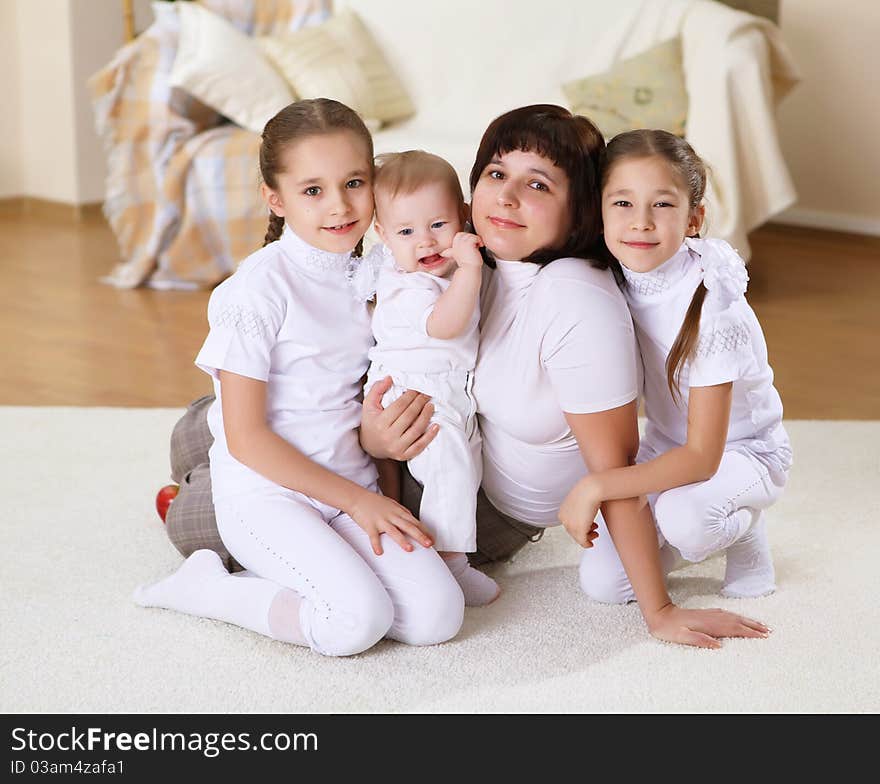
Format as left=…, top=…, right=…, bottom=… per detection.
left=134, top=99, right=464, bottom=656
left=562, top=129, right=792, bottom=607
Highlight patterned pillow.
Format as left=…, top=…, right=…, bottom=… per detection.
left=258, top=9, right=415, bottom=130
left=561, top=37, right=688, bottom=139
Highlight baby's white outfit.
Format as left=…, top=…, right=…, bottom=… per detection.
left=366, top=245, right=482, bottom=552
left=579, top=239, right=792, bottom=603
left=137, top=226, right=464, bottom=656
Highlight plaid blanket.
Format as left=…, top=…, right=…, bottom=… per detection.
left=89, top=0, right=329, bottom=289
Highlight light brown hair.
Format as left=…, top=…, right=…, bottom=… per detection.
left=373, top=150, right=465, bottom=222
left=259, top=98, right=374, bottom=254
left=469, top=104, right=607, bottom=267
left=600, top=129, right=708, bottom=401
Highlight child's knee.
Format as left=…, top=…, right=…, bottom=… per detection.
left=395, top=576, right=465, bottom=646
left=578, top=553, right=634, bottom=605
left=308, top=584, right=395, bottom=657
left=655, top=491, right=727, bottom=563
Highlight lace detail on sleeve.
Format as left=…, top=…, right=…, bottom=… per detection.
left=695, top=321, right=750, bottom=358
left=215, top=304, right=271, bottom=339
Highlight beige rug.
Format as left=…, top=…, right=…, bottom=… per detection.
left=2, top=408, right=877, bottom=713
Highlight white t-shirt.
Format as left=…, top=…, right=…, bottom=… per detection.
left=368, top=247, right=479, bottom=375
left=474, top=257, right=640, bottom=526
left=621, top=238, right=791, bottom=479
left=195, top=225, right=378, bottom=501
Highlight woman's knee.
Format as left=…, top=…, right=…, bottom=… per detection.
left=578, top=550, right=634, bottom=605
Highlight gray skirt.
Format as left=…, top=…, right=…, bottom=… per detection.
left=163, top=395, right=544, bottom=570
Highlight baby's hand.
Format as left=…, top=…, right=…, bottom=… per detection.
left=441, top=231, right=484, bottom=270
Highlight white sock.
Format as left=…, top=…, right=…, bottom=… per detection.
left=442, top=553, right=500, bottom=606
left=721, top=512, right=776, bottom=598
left=134, top=549, right=305, bottom=643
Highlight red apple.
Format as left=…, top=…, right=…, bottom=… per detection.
left=155, top=484, right=179, bottom=523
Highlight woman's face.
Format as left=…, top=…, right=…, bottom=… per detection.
left=470, top=149, right=572, bottom=261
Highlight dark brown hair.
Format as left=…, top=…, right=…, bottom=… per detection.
left=469, top=104, right=606, bottom=266
left=259, top=98, right=374, bottom=254
left=600, top=129, right=708, bottom=401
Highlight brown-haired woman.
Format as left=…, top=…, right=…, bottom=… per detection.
left=559, top=129, right=791, bottom=612
left=362, top=106, right=772, bottom=648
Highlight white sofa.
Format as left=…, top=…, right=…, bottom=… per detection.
left=342, top=0, right=800, bottom=259
left=94, top=0, right=798, bottom=288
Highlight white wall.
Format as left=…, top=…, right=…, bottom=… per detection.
left=1, top=0, right=151, bottom=205
left=0, top=1, right=24, bottom=198
left=776, top=0, right=880, bottom=233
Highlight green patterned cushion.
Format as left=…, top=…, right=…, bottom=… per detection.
left=562, top=37, right=688, bottom=139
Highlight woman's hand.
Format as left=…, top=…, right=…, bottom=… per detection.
left=360, top=377, right=439, bottom=460
left=559, top=476, right=602, bottom=547
left=645, top=603, right=771, bottom=649
left=347, top=489, right=434, bottom=556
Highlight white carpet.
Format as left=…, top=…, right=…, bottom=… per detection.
left=2, top=408, right=878, bottom=713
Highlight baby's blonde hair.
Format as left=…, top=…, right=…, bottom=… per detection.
left=374, top=151, right=465, bottom=217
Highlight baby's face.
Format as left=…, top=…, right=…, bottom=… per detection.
left=374, top=182, right=465, bottom=277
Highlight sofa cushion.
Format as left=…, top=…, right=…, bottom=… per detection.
left=258, top=9, right=414, bottom=130
left=561, top=37, right=688, bottom=139
left=169, top=2, right=294, bottom=134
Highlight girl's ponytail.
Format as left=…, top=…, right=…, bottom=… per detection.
left=263, top=212, right=285, bottom=247
left=666, top=283, right=707, bottom=403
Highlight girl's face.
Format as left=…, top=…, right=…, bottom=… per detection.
left=470, top=149, right=571, bottom=261
left=261, top=131, right=374, bottom=254
left=601, top=155, right=704, bottom=273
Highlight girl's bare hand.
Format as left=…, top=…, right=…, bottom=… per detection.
left=646, top=604, right=771, bottom=649
left=348, top=490, right=434, bottom=556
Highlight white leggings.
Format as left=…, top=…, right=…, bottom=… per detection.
left=215, top=489, right=465, bottom=656
left=578, top=446, right=787, bottom=604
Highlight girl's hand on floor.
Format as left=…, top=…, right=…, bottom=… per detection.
left=646, top=604, right=771, bottom=649
left=348, top=490, right=433, bottom=556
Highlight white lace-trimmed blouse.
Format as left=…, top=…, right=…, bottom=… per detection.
left=621, top=238, right=792, bottom=479
left=196, top=225, right=379, bottom=501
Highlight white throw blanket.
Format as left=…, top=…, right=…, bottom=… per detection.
left=583, top=0, right=800, bottom=259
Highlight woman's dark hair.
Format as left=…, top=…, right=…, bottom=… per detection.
left=469, top=104, right=606, bottom=267
left=259, top=98, right=374, bottom=254
left=600, top=129, right=708, bottom=401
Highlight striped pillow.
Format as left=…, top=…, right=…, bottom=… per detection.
left=258, top=9, right=414, bottom=130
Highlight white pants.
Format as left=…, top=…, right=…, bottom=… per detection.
left=367, top=367, right=482, bottom=553
left=578, top=445, right=787, bottom=605
left=215, top=488, right=465, bottom=656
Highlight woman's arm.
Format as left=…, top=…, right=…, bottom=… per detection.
left=220, top=370, right=432, bottom=555
left=560, top=384, right=732, bottom=527
left=564, top=401, right=769, bottom=648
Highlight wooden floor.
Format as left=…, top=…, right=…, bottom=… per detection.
left=1, top=207, right=878, bottom=417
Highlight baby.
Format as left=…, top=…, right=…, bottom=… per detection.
left=366, top=150, right=498, bottom=606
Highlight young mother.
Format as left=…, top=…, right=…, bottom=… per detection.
left=166, top=105, right=767, bottom=649
left=361, top=105, right=769, bottom=649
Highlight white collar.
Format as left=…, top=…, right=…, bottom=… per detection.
left=492, top=258, right=542, bottom=290
left=278, top=224, right=354, bottom=278
left=620, top=242, right=696, bottom=300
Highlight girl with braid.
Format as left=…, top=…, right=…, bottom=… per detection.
left=561, top=130, right=792, bottom=610
left=134, top=99, right=464, bottom=656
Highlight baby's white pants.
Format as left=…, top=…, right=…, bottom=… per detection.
left=368, top=367, right=482, bottom=553
left=578, top=445, right=787, bottom=604
left=215, top=488, right=465, bottom=656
